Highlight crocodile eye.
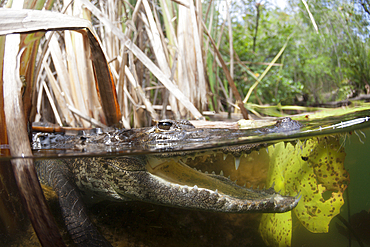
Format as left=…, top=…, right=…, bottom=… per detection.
left=158, top=121, right=173, bottom=130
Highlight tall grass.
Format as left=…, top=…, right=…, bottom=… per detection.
left=1, top=0, right=252, bottom=129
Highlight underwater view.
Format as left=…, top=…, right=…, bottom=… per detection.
left=1, top=110, right=370, bottom=247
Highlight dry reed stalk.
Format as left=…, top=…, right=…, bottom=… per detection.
left=201, top=20, right=249, bottom=119
left=189, top=0, right=207, bottom=110
left=151, top=0, right=180, bottom=119
left=86, top=30, right=122, bottom=126
left=80, top=0, right=203, bottom=120
left=0, top=9, right=90, bottom=35
left=41, top=79, right=63, bottom=126
left=126, top=38, right=203, bottom=119
left=158, top=2, right=185, bottom=96
left=126, top=48, right=143, bottom=127
left=169, top=0, right=189, bottom=8
left=159, top=0, right=177, bottom=48
left=18, top=0, right=55, bottom=120
left=71, top=3, right=101, bottom=122
left=125, top=65, right=159, bottom=119
left=2, top=4, right=65, bottom=246
left=204, top=1, right=214, bottom=60
left=102, top=0, right=122, bottom=76
left=226, top=0, right=233, bottom=81
left=67, top=103, right=107, bottom=128
left=0, top=8, right=122, bottom=127
left=64, top=30, right=90, bottom=127
left=177, top=4, right=193, bottom=115
left=48, top=34, right=74, bottom=105
left=34, top=73, right=45, bottom=122
left=117, top=47, right=131, bottom=128
left=142, top=0, right=180, bottom=119
left=301, top=0, right=319, bottom=33
left=43, top=60, right=76, bottom=125
left=152, top=0, right=171, bottom=67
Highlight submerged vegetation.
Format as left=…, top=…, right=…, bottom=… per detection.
left=259, top=135, right=348, bottom=246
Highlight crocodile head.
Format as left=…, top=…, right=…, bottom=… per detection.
left=35, top=118, right=301, bottom=213
left=82, top=118, right=301, bottom=213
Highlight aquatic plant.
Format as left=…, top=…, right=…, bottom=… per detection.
left=259, top=135, right=349, bottom=246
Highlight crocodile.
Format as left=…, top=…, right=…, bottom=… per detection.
left=34, top=118, right=302, bottom=247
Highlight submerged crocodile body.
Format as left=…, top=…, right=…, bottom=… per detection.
left=34, top=118, right=302, bottom=246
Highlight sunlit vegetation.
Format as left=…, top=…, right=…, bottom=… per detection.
left=1, top=0, right=369, bottom=129
left=224, top=0, right=370, bottom=106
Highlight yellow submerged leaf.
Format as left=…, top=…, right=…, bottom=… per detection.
left=293, top=137, right=348, bottom=233
left=259, top=135, right=348, bottom=246
left=259, top=212, right=292, bottom=247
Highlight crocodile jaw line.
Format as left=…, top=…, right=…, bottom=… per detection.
left=146, top=157, right=250, bottom=199
left=145, top=152, right=300, bottom=213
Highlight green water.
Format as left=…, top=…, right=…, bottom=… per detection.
left=1, top=113, right=370, bottom=246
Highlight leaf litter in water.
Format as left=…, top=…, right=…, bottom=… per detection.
left=259, top=135, right=349, bottom=247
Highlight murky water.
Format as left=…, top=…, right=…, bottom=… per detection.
left=1, top=110, right=370, bottom=247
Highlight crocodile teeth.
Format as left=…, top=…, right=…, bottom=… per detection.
left=234, top=156, right=240, bottom=170
left=295, top=191, right=301, bottom=200
left=223, top=154, right=228, bottom=160
left=193, top=185, right=198, bottom=190
left=220, top=170, right=224, bottom=176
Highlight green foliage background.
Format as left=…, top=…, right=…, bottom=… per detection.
left=207, top=0, right=370, bottom=107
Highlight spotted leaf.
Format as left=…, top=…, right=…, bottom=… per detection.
left=259, top=135, right=348, bottom=246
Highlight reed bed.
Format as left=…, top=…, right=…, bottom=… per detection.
left=0, top=0, right=336, bottom=130
left=1, top=0, right=254, bottom=129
